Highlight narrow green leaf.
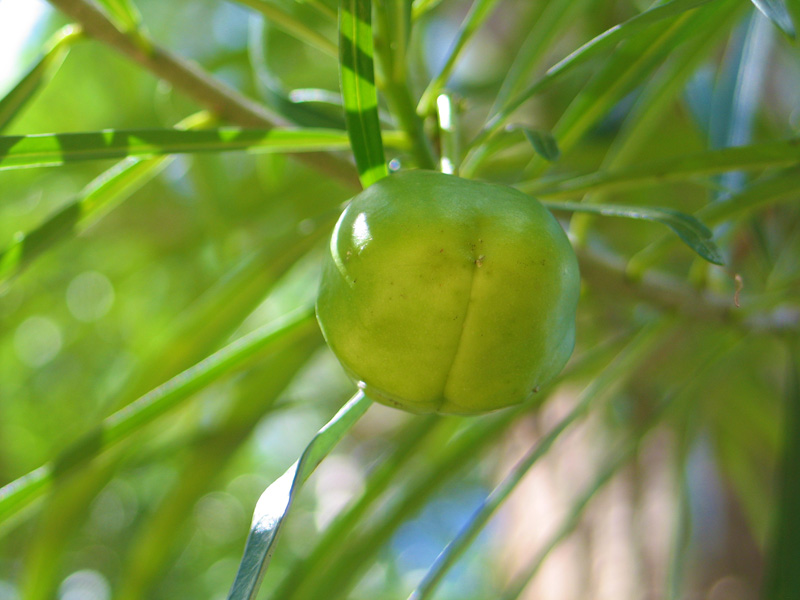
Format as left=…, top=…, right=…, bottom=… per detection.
left=665, top=434, right=694, bottom=600
left=295, top=0, right=338, bottom=22
left=409, top=406, right=585, bottom=600
left=0, top=127, right=408, bottom=170
left=116, top=329, right=322, bottom=600
left=272, top=415, right=443, bottom=600
left=234, top=0, right=339, bottom=58
left=750, top=0, right=796, bottom=37
left=0, top=26, right=84, bottom=132
left=763, top=342, right=800, bottom=599
left=290, top=413, right=514, bottom=600
left=248, top=16, right=346, bottom=129
left=491, top=0, right=592, bottom=115
left=226, top=391, right=372, bottom=600
left=522, top=128, right=560, bottom=162
left=527, top=2, right=736, bottom=180
left=0, top=306, right=315, bottom=527
left=285, top=332, right=651, bottom=600
left=96, top=0, right=143, bottom=32
left=521, top=138, right=800, bottom=198
left=543, top=200, right=724, bottom=265
left=477, top=0, right=718, bottom=144
left=0, top=158, right=165, bottom=285
left=598, top=1, right=743, bottom=170
left=0, top=112, right=213, bottom=287
left=339, top=0, right=388, bottom=187
left=566, top=0, right=744, bottom=243
left=626, top=168, right=800, bottom=277
left=411, top=0, right=445, bottom=20
left=416, top=0, right=504, bottom=115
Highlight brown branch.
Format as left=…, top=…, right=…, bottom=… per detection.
left=577, top=246, right=800, bottom=335
left=46, top=0, right=359, bottom=188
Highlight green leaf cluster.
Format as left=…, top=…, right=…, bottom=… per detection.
left=0, top=0, right=798, bottom=599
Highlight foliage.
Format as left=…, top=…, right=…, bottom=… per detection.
left=0, top=0, right=798, bottom=599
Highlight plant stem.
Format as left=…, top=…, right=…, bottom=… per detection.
left=383, top=80, right=437, bottom=169
left=577, top=246, right=799, bottom=334
left=46, top=0, right=359, bottom=188
left=373, top=0, right=437, bottom=169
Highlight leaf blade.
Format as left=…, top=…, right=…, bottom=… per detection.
left=0, top=26, right=83, bottom=132
left=339, top=0, right=388, bottom=187
left=226, top=391, right=372, bottom=600
left=0, top=127, right=406, bottom=170
left=480, top=0, right=718, bottom=140
left=543, top=201, right=724, bottom=265
left=521, top=138, right=800, bottom=199
left=522, top=128, right=560, bottom=162
left=0, top=307, right=315, bottom=527
left=750, top=0, right=796, bottom=37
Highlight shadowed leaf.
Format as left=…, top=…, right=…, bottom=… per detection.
left=522, top=128, right=560, bottom=162
left=543, top=201, right=724, bottom=265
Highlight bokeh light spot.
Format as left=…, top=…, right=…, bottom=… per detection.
left=14, top=316, right=62, bottom=367
left=66, top=271, right=115, bottom=322
left=58, top=570, right=110, bottom=600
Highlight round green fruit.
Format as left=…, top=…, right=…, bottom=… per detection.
left=316, top=170, right=580, bottom=415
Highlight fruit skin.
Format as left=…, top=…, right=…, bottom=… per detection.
left=316, top=170, right=580, bottom=415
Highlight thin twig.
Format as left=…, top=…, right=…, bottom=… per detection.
left=577, top=246, right=800, bottom=334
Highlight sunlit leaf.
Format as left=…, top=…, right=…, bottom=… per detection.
left=339, top=0, right=387, bottom=187
left=0, top=127, right=409, bottom=170
left=226, top=391, right=371, bottom=600
left=96, top=0, right=143, bottom=32
left=116, top=329, right=322, bottom=600
left=0, top=26, right=83, bottom=132
left=750, top=0, right=796, bottom=38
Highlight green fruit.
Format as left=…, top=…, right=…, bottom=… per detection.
left=316, top=170, right=580, bottom=415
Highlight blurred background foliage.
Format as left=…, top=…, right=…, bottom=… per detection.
left=0, top=0, right=798, bottom=599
